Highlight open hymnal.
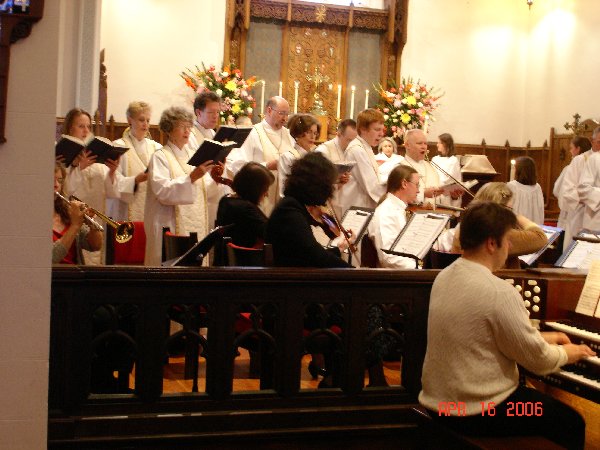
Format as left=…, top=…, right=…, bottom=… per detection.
left=188, top=126, right=252, bottom=166
left=383, top=212, right=452, bottom=261
left=212, top=125, right=252, bottom=145
left=440, top=179, right=478, bottom=195
left=335, top=161, right=356, bottom=175
left=573, top=260, right=600, bottom=317
left=518, top=225, right=563, bottom=266
left=326, top=206, right=374, bottom=248
left=555, top=230, right=600, bottom=270
left=56, top=134, right=129, bottom=165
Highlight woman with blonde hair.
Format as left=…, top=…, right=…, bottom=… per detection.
left=377, top=136, right=405, bottom=182
left=451, top=182, right=547, bottom=268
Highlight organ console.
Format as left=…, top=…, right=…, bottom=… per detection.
left=498, top=268, right=600, bottom=404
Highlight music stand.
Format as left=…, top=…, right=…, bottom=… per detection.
left=162, top=224, right=234, bottom=267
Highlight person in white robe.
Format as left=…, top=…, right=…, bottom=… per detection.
left=144, top=107, right=214, bottom=266
left=227, top=96, right=294, bottom=215
left=506, top=156, right=544, bottom=225
left=338, top=109, right=387, bottom=213
left=559, top=127, right=600, bottom=248
left=399, top=129, right=444, bottom=207
left=61, top=108, right=121, bottom=265
left=187, top=91, right=232, bottom=229
left=577, top=137, right=600, bottom=232
left=431, top=133, right=463, bottom=208
left=315, top=118, right=357, bottom=218
left=376, top=137, right=405, bottom=182
left=368, top=165, right=420, bottom=269
left=553, top=136, right=591, bottom=249
left=106, top=101, right=162, bottom=222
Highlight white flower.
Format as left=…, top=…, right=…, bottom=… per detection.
left=418, top=102, right=423, bottom=108
left=215, top=89, right=223, bottom=97
left=393, top=99, right=402, bottom=108
left=221, top=71, right=229, bottom=77
left=383, top=114, right=389, bottom=121
left=247, top=107, right=253, bottom=114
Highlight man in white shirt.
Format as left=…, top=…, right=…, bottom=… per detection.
left=400, top=129, right=443, bottom=206
left=419, top=201, right=594, bottom=449
left=576, top=126, right=600, bottom=233
left=187, top=91, right=232, bottom=229
left=368, top=165, right=419, bottom=268
left=228, top=96, right=294, bottom=215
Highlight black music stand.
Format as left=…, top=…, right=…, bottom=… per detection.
left=162, top=225, right=234, bottom=267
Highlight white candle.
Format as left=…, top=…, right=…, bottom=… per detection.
left=336, top=84, right=342, bottom=119
left=350, top=85, right=356, bottom=119
left=510, top=159, right=516, bottom=181
left=260, top=81, right=265, bottom=115
left=278, top=81, right=283, bottom=97
left=365, top=89, right=369, bottom=109
left=294, top=80, right=299, bottom=114
left=423, top=115, right=429, bottom=134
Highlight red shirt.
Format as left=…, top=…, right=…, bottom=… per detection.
left=52, top=226, right=77, bottom=264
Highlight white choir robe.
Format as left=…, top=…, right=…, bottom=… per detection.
left=553, top=164, right=569, bottom=230
left=558, top=150, right=593, bottom=248
left=400, top=156, right=440, bottom=207
left=277, top=145, right=307, bottom=198
left=577, top=151, right=600, bottom=232
left=377, top=154, right=405, bottom=184
left=431, top=155, right=463, bottom=208
left=506, top=180, right=545, bottom=225
left=144, top=143, right=208, bottom=266
left=227, top=120, right=295, bottom=215
left=188, top=123, right=232, bottom=228
left=315, top=137, right=347, bottom=219
left=106, top=131, right=162, bottom=221
left=367, top=193, right=417, bottom=269
left=338, top=136, right=386, bottom=213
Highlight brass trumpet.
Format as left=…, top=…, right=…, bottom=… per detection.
left=54, top=192, right=134, bottom=244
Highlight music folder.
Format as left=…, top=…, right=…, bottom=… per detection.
left=518, top=225, right=563, bottom=267
left=56, top=134, right=129, bottom=165
left=326, top=206, right=374, bottom=248
left=382, top=212, right=451, bottom=262
left=212, top=125, right=252, bottom=145
left=555, top=229, right=600, bottom=270
left=162, top=224, right=234, bottom=267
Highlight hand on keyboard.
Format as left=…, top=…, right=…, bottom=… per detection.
left=564, top=343, right=597, bottom=364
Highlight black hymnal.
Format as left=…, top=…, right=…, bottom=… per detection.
left=187, top=140, right=237, bottom=166
left=213, top=125, right=252, bottom=145
left=56, top=134, right=129, bottom=165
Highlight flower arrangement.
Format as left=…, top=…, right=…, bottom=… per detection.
left=375, top=77, right=443, bottom=138
left=181, top=63, right=257, bottom=124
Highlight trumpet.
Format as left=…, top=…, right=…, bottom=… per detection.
left=54, top=192, right=134, bottom=244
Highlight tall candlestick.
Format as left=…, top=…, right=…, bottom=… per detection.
left=423, top=115, right=429, bottom=134
left=260, top=80, right=266, bottom=116
left=350, top=85, right=356, bottom=119
left=510, top=159, right=516, bottom=181
left=365, top=89, right=369, bottom=109
left=293, top=81, right=299, bottom=114
left=336, top=84, right=342, bottom=119
left=278, top=81, right=283, bottom=97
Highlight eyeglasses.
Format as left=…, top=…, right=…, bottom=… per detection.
left=176, top=123, right=193, bottom=131
left=406, top=180, right=420, bottom=187
left=271, top=109, right=289, bottom=117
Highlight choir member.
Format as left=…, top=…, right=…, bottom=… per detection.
left=144, top=107, right=214, bottom=266
left=228, top=96, right=295, bottom=215
left=506, top=156, right=544, bottom=224
left=377, top=136, right=405, bottom=181
left=452, top=182, right=547, bottom=269
left=420, top=201, right=594, bottom=450
left=107, top=101, right=162, bottom=221
left=368, top=165, right=419, bottom=268
left=431, top=132, right=463, bottom=207
left=277, top=113, right=320, bottom=198
left=52, top=162, right=102, bottom=264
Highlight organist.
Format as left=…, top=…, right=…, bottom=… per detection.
left=419, top=201, right=595, bottom=450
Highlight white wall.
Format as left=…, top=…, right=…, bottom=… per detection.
left=100, top=0, right=227, bottom=122
left=402, top=0, right=599, bottom=146
left=0, top=1, right=63, bottom=447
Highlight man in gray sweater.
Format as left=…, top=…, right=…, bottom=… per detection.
left=419, top=201, right=595, bottom=449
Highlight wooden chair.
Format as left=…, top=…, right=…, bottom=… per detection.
left=429, top=249, right=461, bottom=269
left=162, top=228, right=198, bottom=262
left=226, top=242, right=273, bottom=267
left=360, top=234, right=380, bottom=268
left=105, top=221, right=146, bottom=265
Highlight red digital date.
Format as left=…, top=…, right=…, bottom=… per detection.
left=481, top=401, right=543, bottom=416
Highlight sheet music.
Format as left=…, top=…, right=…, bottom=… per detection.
left=576, top=260, right=600, bottom=316
left=327, top=207, right=373, bottom=248
left=560, top=237, right=600, bottom=270
left=518, top=225, right=562, bottom=266
left=390, top=213, right=450, bottom=260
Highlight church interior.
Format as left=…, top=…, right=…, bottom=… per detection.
left=1, top=0, right=599, bottom=448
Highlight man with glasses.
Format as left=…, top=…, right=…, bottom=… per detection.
left=188, top=92, right=231, bottom=230
left=560, top=126, right=600, bottom=245
left=576, top=126, right=600, bottom=232
left=229, top=96, right=295, bottom=214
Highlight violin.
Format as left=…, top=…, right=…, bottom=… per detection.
left=210, top=163, right=233, bottom=187
left=307, top=205, right=357, bottom=255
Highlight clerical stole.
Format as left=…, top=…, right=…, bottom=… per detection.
left=322, top=139, right=344, bottom=163
left=161, top=147, right=208, bottom=265
left=255, top=123, right=294, bottom=214
left=121, top=130, right=158, bottom=221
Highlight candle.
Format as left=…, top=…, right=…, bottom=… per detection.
left=510, top=159, right=516, bottom=181
left=336, top=84, right=342, bottom=119
left=294, top=80, right=299, bottom=114
left=260, top=80, right=266, bottom=116
left=423, top=115, right=429, bottom=134
left=278, top=81, right=283, bottom=97
left=365, top=89, right=369, bottom=109
left=350, top=85, right=356, bottom=119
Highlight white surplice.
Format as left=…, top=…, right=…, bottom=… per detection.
left=577, top=151, right=600, bottom=232
left=368, top=193, right=417, bottom=269
left=507, top=180, right=545, bottom=225
left=144, top=142, right=208, bottom=266
left=277, top=144, right=306, bottom=198
left=315, top=137, right=348, bottom=218
left=106, top=130, right=162, bottom=221
left=553, top=164, right=569, bottom=230
left=338, top=136, right=386, bottom=213
left=378, top=154, right=405, bottom=184
left=431, top=155, right=462, bottom=208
